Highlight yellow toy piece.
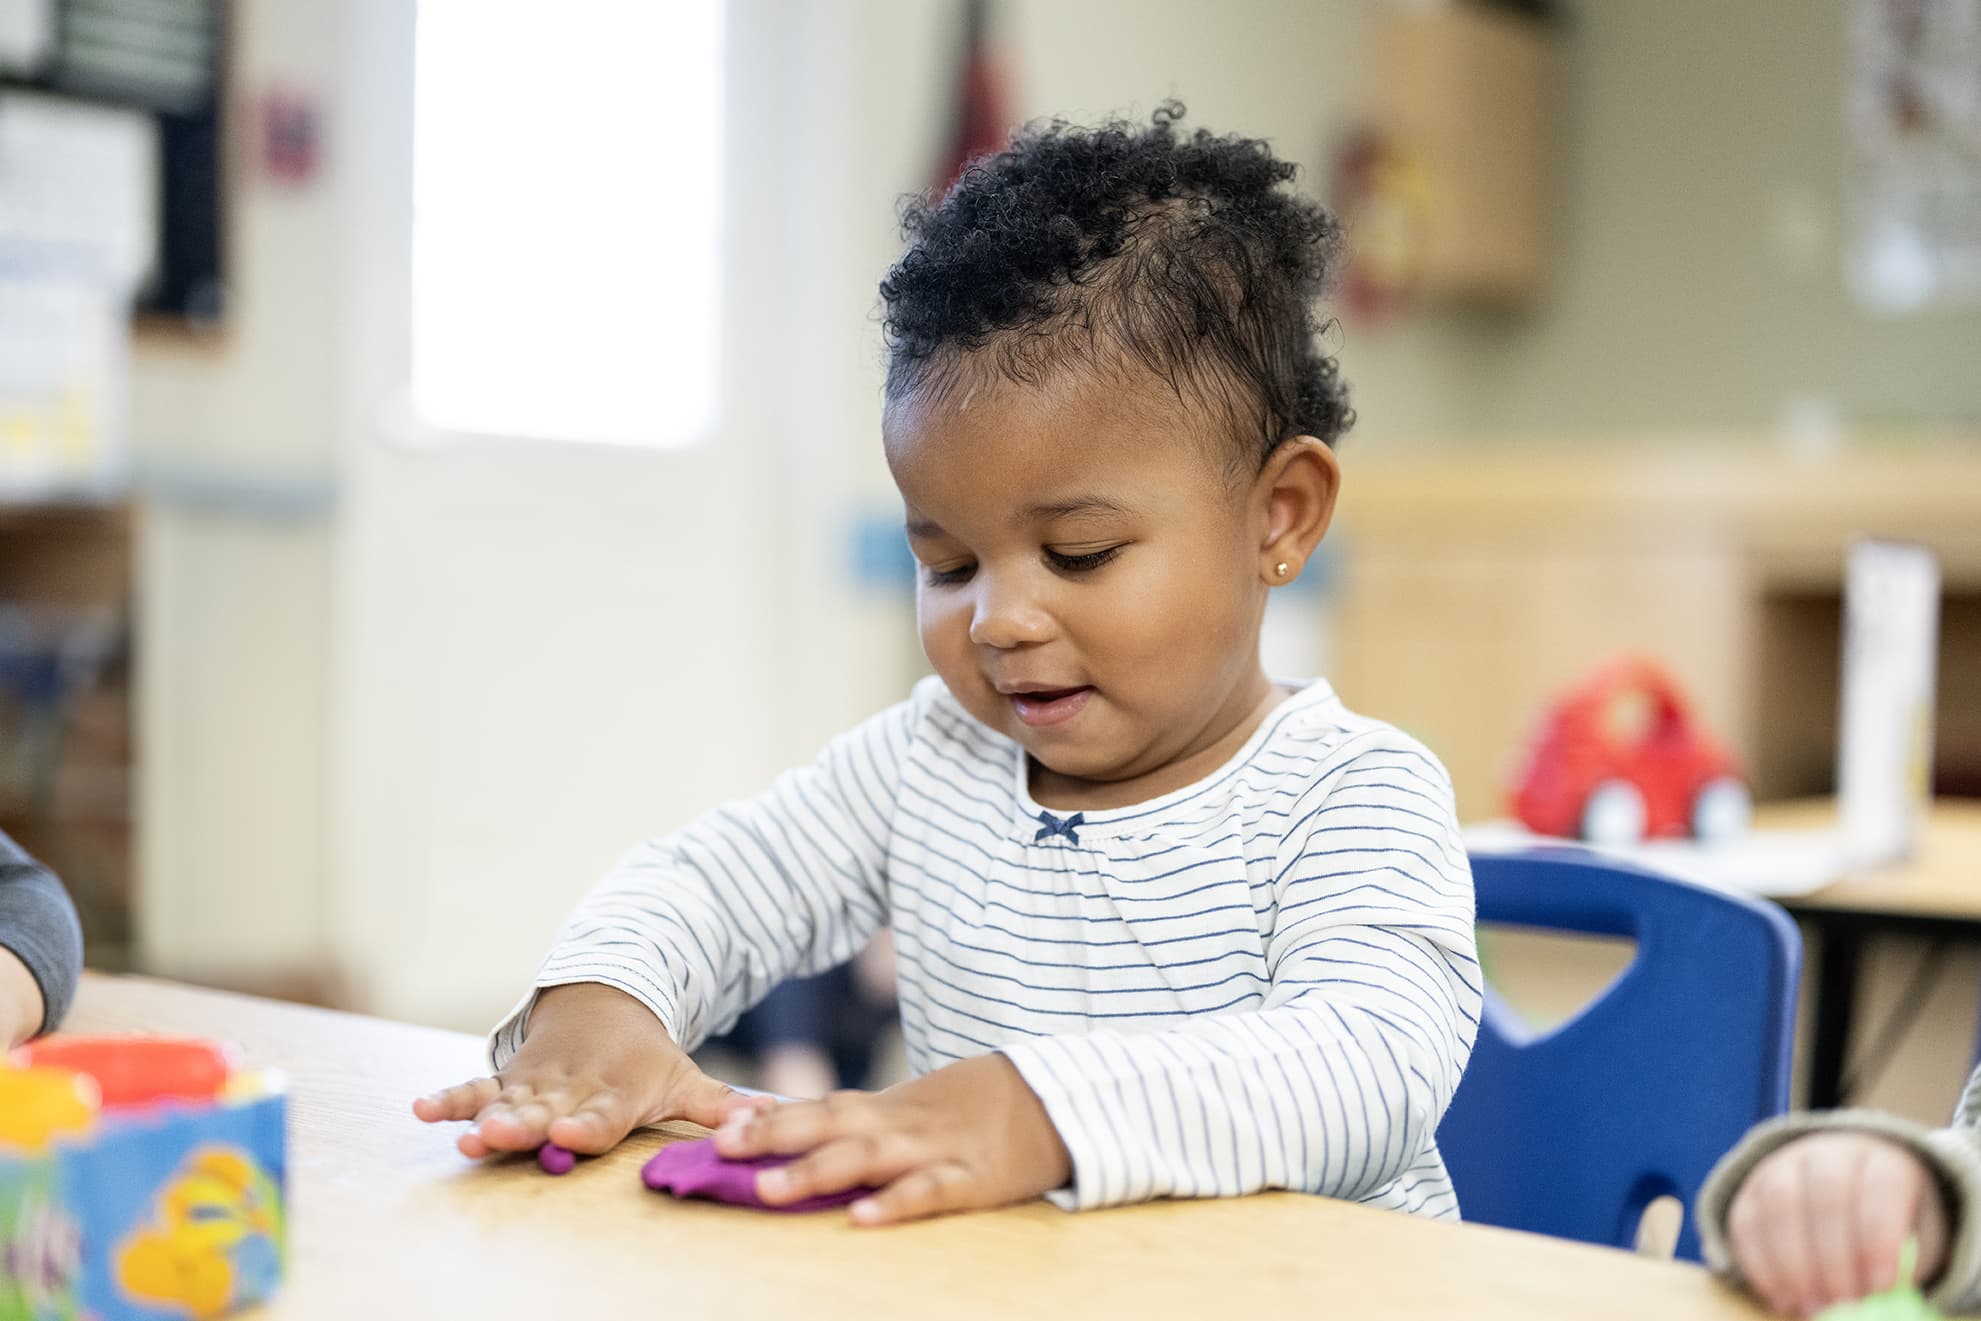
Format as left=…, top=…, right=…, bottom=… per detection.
left=114, top=1145, right=283, bottom=1319
left=0, top=1065, right=100, bottom=1153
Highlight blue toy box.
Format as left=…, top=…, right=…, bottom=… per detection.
left=1, top=1043, right=286, bottom=1321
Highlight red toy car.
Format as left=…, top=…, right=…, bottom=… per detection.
left=1510, top=657, right=1750, bottom=845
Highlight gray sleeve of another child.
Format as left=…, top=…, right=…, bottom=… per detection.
left=0, top=829, right=85, bottom=1035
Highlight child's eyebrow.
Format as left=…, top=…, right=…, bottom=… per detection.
left=1026, top=495, right=1133, bottom=521
left=905, top=496, right=1133, bottom=542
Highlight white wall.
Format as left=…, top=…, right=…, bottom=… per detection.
left=1393, top=0, right=1981, bottom=436
left=129, top=0, right=344, bottom=992
left=326, top=0, right=835, bottom=1027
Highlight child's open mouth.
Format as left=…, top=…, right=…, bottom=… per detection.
left=1008, top=686, right=1094, bottom=728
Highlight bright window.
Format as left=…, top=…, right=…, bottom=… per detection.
left=411, top=0, right=722, bottom=446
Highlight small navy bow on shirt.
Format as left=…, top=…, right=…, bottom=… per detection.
left=1034, top=810, right=1085, bottom=845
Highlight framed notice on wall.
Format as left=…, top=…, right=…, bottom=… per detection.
left=0, top=0, right=226, bottom=327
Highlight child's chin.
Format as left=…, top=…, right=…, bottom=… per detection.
left=1021, top=740, right=1126, bottom=783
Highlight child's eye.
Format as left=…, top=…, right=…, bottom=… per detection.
left=923, top=562, right=975, bottom=587
left=1046, top=545, right=1124, bottom=574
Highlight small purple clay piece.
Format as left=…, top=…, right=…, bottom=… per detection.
left=537, top=1142, right=577, bottom=1175
left=641, top=1137, right=872, bottom=1212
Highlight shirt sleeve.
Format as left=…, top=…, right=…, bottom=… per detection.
left=0, top=828, right=85, bottom=1037
left=999, top=733, right=1482, bottom=1212
left=489, top=694, right=918, bottom=1066
left=1699, top=1063, right=1981, bottom=1315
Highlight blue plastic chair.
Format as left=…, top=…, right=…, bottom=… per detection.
left=1437, top=849, right=1801, bottom=1260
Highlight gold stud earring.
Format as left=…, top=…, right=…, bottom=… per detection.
left=1274, top=561, right=1290, bottom=578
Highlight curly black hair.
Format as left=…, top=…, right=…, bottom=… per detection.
left=880, top=102, right=1352, bottom=469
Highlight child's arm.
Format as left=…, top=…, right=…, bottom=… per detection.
left=417, top=694, right=916, bottom=1156
left=720, top=734, right=1479, bottom=1222
left=0, top=829, right=84, bottom=1047
left=997, top=736, right=1480, bottom=1210
left=1700, top=1064, right=1981, bottom=1316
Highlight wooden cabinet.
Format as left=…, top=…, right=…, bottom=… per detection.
left=1372, top=2, right=1558, bottom=305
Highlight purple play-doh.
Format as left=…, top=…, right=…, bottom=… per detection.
left=640, top=1138, right=871, bottom=1212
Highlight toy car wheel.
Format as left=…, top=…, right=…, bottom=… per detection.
left=1690, top=775, right=1751, bottom=842
left=1580, top=779, right=1647, bottom=845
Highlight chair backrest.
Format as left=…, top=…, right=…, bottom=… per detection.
left=1438, top=849, right=1801, bottom=1260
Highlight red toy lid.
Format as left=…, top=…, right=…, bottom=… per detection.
left=17, top=1035, right=236, bottom=1108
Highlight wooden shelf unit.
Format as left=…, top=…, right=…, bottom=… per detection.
left=0, top=501, right=136, bottom=969
left=1328, top=435, right=1981, bottom=820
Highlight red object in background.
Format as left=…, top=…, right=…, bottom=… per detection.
left=18, top=1036, right=235, bottom=1108
left=934, top=0, right=1012, bottom=194
left=1510, top=657, right=1750, bottom=844
left=260, top=88, right=321, bottom=186
left=1330, top=124, right=1427, bottom=325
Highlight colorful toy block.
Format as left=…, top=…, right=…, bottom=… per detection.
left=1, top=1036, right=286, bottom=1321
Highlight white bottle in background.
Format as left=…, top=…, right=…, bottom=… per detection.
left=1837, top=539, right=1941, bottom=866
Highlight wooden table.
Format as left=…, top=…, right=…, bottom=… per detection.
left=1759, top=800, right=1981, bottom=1107
left=66, top=975, right=1766, bottom=1319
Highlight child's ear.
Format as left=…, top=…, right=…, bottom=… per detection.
left=1256, top=437, right=1340, bottom=585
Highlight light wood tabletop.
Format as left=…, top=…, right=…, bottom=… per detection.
left=62, top=973, right=1767, bottom=1319
left=1758, top=799, right=1981, bottom=921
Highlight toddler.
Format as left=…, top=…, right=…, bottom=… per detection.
left=415, top=105, right=1481, bottom=1226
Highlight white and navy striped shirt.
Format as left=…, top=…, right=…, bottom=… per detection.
left=492, top=675, right=1481, bottom=1217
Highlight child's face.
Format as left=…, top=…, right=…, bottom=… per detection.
left=886, top=366, right=1280, bottom=800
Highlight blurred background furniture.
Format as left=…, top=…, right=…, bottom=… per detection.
left=0, top=503, right=134, bottom=970
left=1331, top=436, right=1981, bottom=822
left=1759, top=798, right=1981, bottom=1107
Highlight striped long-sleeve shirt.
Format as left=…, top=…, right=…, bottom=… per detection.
left=492, top=675, right=1482, bottom=1217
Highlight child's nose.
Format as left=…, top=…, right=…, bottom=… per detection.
left=967, top=575, right=1052, bottom=650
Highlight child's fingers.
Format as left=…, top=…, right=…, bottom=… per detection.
left=1805, top=1145, right=1870, bottom=1312
left=715, top=1091, right=878, bottom=1159
left=667, top=1069, right=746, bottom=1129
left=1767, top=1195, right=1822, bottom=1314
left=1855, top=1142, right=1925, bottom=1294
left=547, top=1098, right=635, bottom=1156
left=478, top=1104, right=550, bottom=1150
left=473, top=1091, right=573, bottom=1153
left=1745, top=1153, right=1817, bottom=1315
left=756, top=1133, right=917, bottom=1207
left=1728, top=1185, right=1793, bottom=1315
left=716, top=1092, right=778, bottom=1124
left=414, top=1077, right=501, bottom=1123
left=849, top=1161, right=976, bottom=1227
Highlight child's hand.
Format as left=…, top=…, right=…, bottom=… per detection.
left=710, top=1052, right=1071, bottom=1225
left=412, top=983, right=739, bottom=1159
left=1727, top=1131, right=1951, bottom=1317
left=0, top=945, right=45, bottom=1048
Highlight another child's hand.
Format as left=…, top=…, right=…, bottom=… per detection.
left=711, top=1052, right=1071, bottom=1225
left=1727, top=1131, right=1951, bottom=1317
left=412, top=982, right=739, bottom=1160
left=0, top=945, right=45, bottom=1048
